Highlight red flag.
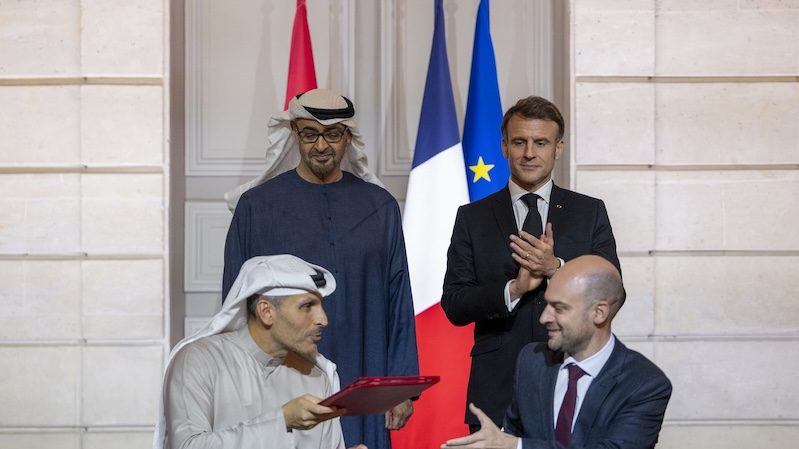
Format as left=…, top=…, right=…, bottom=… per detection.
left=284, top=0, right=317, bottom=109
left=392, top=306, right=473, bottom=448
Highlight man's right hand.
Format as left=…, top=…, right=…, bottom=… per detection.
left=442, top=403, right=518, bottom=449
left=509, top=235, right=545, bottom=298
left=508, top=265, right=544, bottom=299
left=282, top=394, right=345, bottom=431
left=511, top=225, right=559, bottom=278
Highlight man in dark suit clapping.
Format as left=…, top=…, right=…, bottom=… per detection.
left=442, top=96, right=621, bottom=430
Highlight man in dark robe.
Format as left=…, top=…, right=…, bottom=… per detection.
left=222, top=88, right=419, bottom=449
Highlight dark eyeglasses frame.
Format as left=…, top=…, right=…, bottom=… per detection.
left=295, top=127, right=349, bottom=144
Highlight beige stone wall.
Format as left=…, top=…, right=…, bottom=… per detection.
left=2, top=1, right=797, bottom=447
left=0, top=1, right=169, bottom=447
left=571, top=1, right=799, bottom=448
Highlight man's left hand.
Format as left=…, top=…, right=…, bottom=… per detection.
left=441, top=403, right=518, bottom=449
left=385, top=399, right=413, bottom=430
left=512, top=223, right=559, bottom=278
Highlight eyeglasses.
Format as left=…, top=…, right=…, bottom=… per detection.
left=295, top=127, right=348, bottom=144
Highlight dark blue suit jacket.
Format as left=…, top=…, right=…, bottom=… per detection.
left=504, top=339, right=672, bottom=449
left=442, top=184, right=620, bottom=426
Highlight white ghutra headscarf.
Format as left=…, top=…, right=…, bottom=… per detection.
left=224, top=88, right=383, bottom=211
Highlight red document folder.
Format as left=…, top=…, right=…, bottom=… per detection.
left=320, top=376, right=440, bottom=416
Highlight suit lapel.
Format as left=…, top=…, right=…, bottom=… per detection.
left=491, top=186, right=518, bottom=243
left=547, top=183, right=567, bottom=232
left=571, top=341, right=626, bottom=446
left=543, top=349, right=564, bottom=440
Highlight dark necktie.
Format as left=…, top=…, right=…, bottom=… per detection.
left=555, top=363, right=586, bottom=447
left=521, top=193, right=543, bottom=237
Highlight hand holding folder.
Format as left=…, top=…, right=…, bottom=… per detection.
left=319, top=376, right=440, bottom=416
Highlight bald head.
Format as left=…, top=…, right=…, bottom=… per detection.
left=541, top=255, right=625, bottom=359
left=549, top=255, right=625, bottom=318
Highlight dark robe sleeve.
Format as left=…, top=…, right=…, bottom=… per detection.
left=222, top=196, right=251, bottom=299
left=385, top=201, right=420, bottom=376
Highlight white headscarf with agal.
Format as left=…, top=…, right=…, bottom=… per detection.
left=224, top=88, right=383, bottom=211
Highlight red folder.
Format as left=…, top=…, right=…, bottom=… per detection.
left=320, top=376, right=440, bottom=416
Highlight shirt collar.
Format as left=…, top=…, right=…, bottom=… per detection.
left=562, top=334, right=616, bottom=378
left=508, top=178, right=553, bottom=205
left=234, top=325, right=282, bottom=368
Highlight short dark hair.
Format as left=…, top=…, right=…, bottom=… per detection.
left=583, top=270, right=626, bottom=318
left=501, top=96, right=565, bottom=141
left=246, top=294, right=286, bottom=317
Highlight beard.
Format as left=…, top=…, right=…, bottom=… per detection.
left=271, top=319, right=323, bottom=364
left=306, top=150, right=340, bottom=179
left=293, top=346, right=319, bottom=363
left=547, top=327, right=590, bottom=357
left=281, top=332, right=320, bottom=363
left=283, top=346, right=319, bottom=373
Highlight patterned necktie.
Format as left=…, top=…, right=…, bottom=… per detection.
left=521, top=193, right=543, bottom=237
left=555, top=363, right=586, bottom=447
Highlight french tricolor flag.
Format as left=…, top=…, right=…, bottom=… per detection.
left=394, top=0, right=472, bottom=447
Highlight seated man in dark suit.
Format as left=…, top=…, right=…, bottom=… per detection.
left=443, top=255, right=672, bottom=449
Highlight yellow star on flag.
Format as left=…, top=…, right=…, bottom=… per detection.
left=469, top=156, right=494, bottom=183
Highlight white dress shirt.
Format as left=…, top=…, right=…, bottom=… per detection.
left=503, top=179, right=554, bottom=311
left=552, top=335, right=616, bottom=430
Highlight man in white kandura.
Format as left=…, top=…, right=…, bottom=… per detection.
left=154, top=255, right=367, bottom=449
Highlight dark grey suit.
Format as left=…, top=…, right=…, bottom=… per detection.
left=504, top=339, right=672, bottom=449
left=442, top=184, right=620, bottom=426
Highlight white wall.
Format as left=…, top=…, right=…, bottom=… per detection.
left=570, top=1, right=799, bottom=447
left=0, top=1, right=169, bottom=447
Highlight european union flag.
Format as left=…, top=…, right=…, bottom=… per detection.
left=462, top=0, right=508, bottom=202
